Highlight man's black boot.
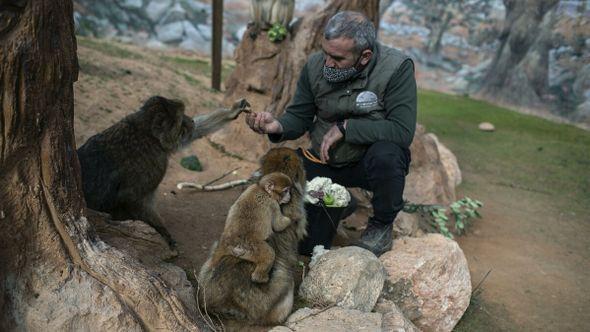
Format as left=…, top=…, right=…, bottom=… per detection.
left=352, top=219, right=393, bottom=256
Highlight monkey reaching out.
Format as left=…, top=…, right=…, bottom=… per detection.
left=210, top=172, right=293, bottom=283
left=78, top=96, right=250, bottom=247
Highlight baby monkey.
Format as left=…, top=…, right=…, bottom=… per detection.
left=210, top=172, right=293, bottom=283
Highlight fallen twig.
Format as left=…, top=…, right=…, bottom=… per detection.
left=473, top=269, right=492, bottom=293
left=204, top=167, right=241, bottom=187
left=177, top=179, right=250, bottom=191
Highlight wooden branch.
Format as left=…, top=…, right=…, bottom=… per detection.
left=204, top=167, right=241, bottom=186
left=177, top=179, right=251, bottom=191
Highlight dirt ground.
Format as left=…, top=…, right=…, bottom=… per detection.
left=74, top=39, right=589, bottom=331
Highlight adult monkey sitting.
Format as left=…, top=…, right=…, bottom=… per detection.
left=246, top=11, right=416, bottom=256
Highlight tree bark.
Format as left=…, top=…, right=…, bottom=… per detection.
left=213, top=0, right=380, bottom=159
left=0, top=1, right=202, bottom=330
left=477, top=0, right=559, bottom=106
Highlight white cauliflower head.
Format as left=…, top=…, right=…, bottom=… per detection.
left=304, top=177, right=350, bottom=207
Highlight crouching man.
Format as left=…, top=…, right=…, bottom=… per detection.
left=246, top=11, right=416, bottom=256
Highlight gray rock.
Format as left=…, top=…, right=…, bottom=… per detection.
left=197, top=23, right=212, bottom=41
left=146, top=0, right=173, bottom=23
left=180, top=0, right=211, bottom=14
left=179, top=38, right=202, bottom=52
left=183, top=21, right=204, bottom=42
left=281, top=307, right=382, bottom=332
left=406, top=125, right=456, bottom=205
left=573, top=64, right=590, bottom=100
left=380, top=234, right=471, bottom=332
left=222, top=39, right=236, bottom=57
left=392, top=212, right=420, bottom=238
left=299, top=246, right=385, bottom=312
left=156, top=21, right=185, bottom=43
left=159, top=2, right=187, bottom=25
left=146, top=38, right=167, bottom=49
left=426, top=133, right=462, bottom=188
left=118, top=0, right=143, bottom=9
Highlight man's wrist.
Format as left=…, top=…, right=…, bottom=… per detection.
left=272, top=120, right=284, bottom=134
left=336, top=120, right=346, bottom=135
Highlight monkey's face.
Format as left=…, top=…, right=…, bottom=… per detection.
left=143, top=96, right=195, bottom=151
left=279, top=187, right=291, bottom=205
left=261, top=148, right=306, bottom=188
left=261, top=172, right=293, bottom=204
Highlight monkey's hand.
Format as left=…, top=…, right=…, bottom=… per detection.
left=229, top=98, right=252, bottom=119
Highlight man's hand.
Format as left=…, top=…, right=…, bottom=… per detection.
left=320, top=123, right=345, bottom=163
left=245, top=111, right=283, bottom=134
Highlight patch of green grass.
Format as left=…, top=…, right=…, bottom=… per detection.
left=77, top=37, right=143, bottom=60
left=161, top=55, right=210, bottom=76
left=417, top=90, right=590, bottom=213
left=161, top=55, right=235, bottom=83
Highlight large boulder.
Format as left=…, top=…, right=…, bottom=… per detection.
left=271, top=307, right=382, bottom=332
left=145, top=0, right=173, bottom=23
left=405, top=125, right=457, bottom=205
left=426, top=133, right=462, bottom=188
left=299, top=247, right=385, bottom=312
left=155, top=21, right=185, bottom=43
left=380, top=234, right=471, bottom=332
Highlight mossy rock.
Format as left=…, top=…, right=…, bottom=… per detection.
left=180, top=155, right=203, bottom=172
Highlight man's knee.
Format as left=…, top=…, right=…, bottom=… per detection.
left=364, top=141, right=409, bottom=176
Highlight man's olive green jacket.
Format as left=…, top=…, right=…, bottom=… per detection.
left=269, top=43, right=417, bottom=167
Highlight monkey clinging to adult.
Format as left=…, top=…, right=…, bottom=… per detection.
left=197, top=150, right=308, bottom=326
left=209, top=172, right=293, bottom=283
left=78, top=96, right=250, bottom=247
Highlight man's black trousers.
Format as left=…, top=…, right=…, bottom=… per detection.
left=297, top=141, right=411, bottom=254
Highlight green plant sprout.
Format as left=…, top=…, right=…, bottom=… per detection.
left=268, top=23, right=288, bottom=42
left=403, top=197, right=483, bottom=238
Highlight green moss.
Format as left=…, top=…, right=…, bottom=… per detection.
left=206, top=138, right=244, bottom=161
left=180, top=155, right=203, bottom=171
left=417, top=90, right=590, bottom=214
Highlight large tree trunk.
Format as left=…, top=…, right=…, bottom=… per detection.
left=211, top=0, right=380, bottom=160
left=477, top=0, right=558, bottom=106
left=0, top=1, right=202, bottom=330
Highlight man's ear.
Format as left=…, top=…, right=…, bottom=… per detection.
left=359, top=49, right=373, bottom=66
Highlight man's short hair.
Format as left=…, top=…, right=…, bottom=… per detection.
left=323, top=11, right=376, bottom=55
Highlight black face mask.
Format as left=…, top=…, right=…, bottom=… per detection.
left=322, top=53, right=363, bottom=83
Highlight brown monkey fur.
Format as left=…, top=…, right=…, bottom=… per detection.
left=78, top=96, right=250, bottom=248
left=210, top=172, right=292, bottom=283
left=197, top=147, right=308, bottom=325
left=78, top=96, right=192, bottom=246
left=260, top=147, right=308, bottom=241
